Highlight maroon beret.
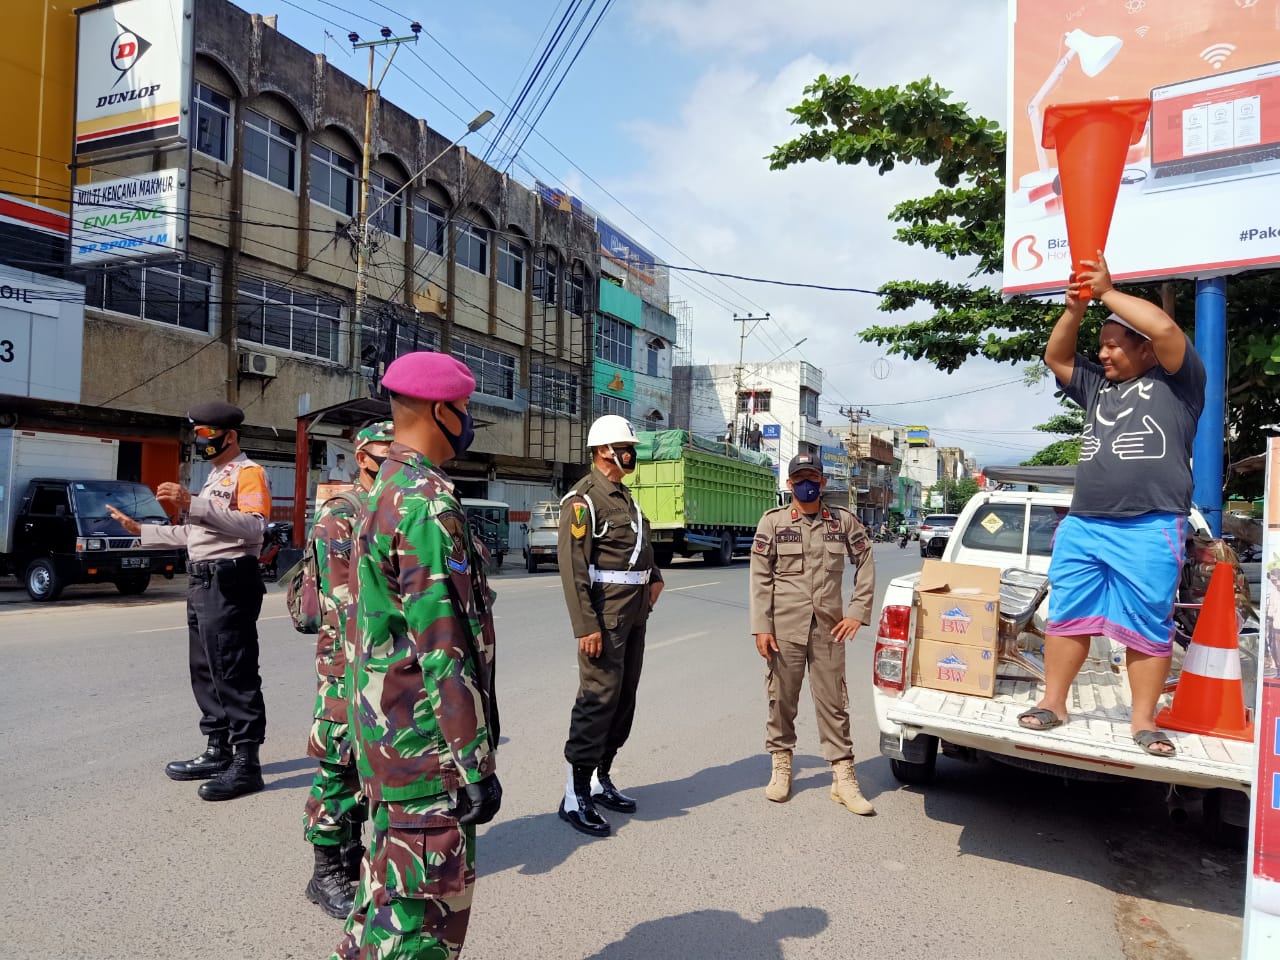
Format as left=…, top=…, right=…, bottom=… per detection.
left=381, top=351, right=476, bottom=402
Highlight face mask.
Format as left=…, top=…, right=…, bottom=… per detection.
left=194, top=431, right=232, bottom=461
left=611, top=446, right=638, bottom=472
left=792, top=479, right=822, bottom=503
left=434, top=402, right=475, bottom=456
left=360, top=453, right=387, bottom=484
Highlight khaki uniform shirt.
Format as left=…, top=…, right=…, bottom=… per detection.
left=141, top=452, right=270, bottom=561
left=558, top=468, right=664, bottom=638
left=749, top=504, right=875, bottom=642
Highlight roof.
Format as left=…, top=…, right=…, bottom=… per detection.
left=983, top=465, right=1076, bottom=488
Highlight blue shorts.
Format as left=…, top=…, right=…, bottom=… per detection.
left=1045, top=513, right=1185, bottom=657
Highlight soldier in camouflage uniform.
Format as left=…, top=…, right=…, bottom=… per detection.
left=303, top=421, right=394, bottom=920
left=332, top=353, right=501, bottom=960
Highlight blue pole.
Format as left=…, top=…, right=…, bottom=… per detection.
left=1192, top=277, right=1227, bottom=537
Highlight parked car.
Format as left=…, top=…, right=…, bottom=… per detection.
left=917, top=513, right=958, bottom=557
left=461, top=499, right=510, bottom=568
left=522, top=500, right=560, bottom=573
left=905, top=518, right=920, bottom=540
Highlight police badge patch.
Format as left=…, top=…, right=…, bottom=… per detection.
left=438, top=509, right=470, bottom=574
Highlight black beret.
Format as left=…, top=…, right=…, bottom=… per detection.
left=187, top=401, right=245, bottom=429
left=787, top=453, right=822, bottom=477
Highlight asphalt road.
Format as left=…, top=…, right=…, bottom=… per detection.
left=0, top=543, right=1245, bottom=960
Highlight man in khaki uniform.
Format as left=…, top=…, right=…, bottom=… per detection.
left=749, top=453, right=876, bottom=814
left=557, top=414, right=664, bottom=838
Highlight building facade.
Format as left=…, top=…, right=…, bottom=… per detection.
left=2, top=0, right=601, bottom=529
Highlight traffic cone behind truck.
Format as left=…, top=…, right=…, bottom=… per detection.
left=1156, top=562, right=1254, bottom=742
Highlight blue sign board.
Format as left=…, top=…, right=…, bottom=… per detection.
left=597, top=216, right=657, bottom=282
left=762, top=423, right=781, bottom=439
left=820, top=445, right=849, bottom=475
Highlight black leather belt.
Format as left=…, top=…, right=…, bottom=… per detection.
left=188, top=556, right=258, bottom=576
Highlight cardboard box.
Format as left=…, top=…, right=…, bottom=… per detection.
left=912, top=560, right=1001, bottom=697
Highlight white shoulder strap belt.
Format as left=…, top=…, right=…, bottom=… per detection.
left=563, top=485, right=647, bottom=574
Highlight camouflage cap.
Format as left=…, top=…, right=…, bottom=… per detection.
left=355, top=419, right=394, bottom=450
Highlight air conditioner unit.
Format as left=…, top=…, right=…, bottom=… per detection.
left=239, top=351, right=278, bottom=378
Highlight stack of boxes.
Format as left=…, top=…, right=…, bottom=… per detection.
left=911, top=560, right=1002, bottom=697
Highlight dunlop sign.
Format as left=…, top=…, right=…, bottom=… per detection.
left=70, top=170, right=186, bottom=265
left=74, top=0, right=194, bottom=156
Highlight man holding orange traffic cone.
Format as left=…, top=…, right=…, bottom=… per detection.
left=1017, top=253, right=1206, bottom=756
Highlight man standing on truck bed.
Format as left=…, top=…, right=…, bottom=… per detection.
left=557, top=414, right=664, bottom=838
left=749, top=453, right=876, bottom=814
left=107, top=401, right=271, bottom=800
left=1019, top=253, right=1206, bottom=757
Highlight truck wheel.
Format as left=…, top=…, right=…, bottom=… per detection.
left=718, top=530, right=734, bottom=565
left=889, top=736, right=938, bottom=785
left=1204, top=788, right=1248, bottom=850
left=25, top=558, right=64, bottom=602
left=495, top=552, right=504, bottom=569
left=653, top=547, right=674, bottom=567
left=526, top=552, right=539, bottom=574
left=115, top=573, right=151, bottom=595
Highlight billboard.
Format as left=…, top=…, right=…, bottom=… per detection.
left=820, top=444, right=849, bottom=478
left=597, top=216, right=658, bottom=285
left=1004, top=0, right=1280, bottom=295
left=906, top=426, right=930, bottom=447
left=74, top=0, right=193, bottom=157
left=0, top=264, right=85, bottom=403
left=70, top=170, right=186, bottom=264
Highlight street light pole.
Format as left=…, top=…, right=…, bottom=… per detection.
left=732, top=312, right=769, bottom=446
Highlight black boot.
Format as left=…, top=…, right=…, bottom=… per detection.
left=339, top=816, right=365, bottom=882
left=592, top=761, right=638, bottom=813
left=558, top=763, right=610, bottom=837
left=305, top=844, right=356, bottom=920
left=197, top=743, right=264, bottom=801
left=165, top=734, right=230, bottom=781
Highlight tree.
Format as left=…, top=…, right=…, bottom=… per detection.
left=768, top=75, right=1280, bottom=495
left=928, top=476, right=980, bottom=513
left=1023, top=399, right=1084, bottom=466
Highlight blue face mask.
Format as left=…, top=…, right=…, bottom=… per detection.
left=792, top=479, right=821, bottom=503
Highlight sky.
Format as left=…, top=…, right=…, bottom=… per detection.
left=264, top=0, right=1063, bottom=465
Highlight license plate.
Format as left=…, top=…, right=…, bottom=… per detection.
left=121, top=557, right=150, bottom=569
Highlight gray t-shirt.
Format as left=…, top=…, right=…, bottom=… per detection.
left=1060, top=336, right=1206, bottom=518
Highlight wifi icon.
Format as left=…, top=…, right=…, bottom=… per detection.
left=1200, top=42, right=1236, bottom=69
left=1135, top=25, right=1150, bottom=38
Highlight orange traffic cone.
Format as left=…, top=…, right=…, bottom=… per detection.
left=1042, top=99, right=1149, bottom=298
left=1156, top=562, right=1254, bottom=741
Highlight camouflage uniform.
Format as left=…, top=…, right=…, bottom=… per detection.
left=332, top=441, right=498, bottom=960
left=303, top=492, right=367, bottom=847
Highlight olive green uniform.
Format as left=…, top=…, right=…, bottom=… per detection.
left=558, top=468, right=664, bottom=768
left=749, top=505, right=875, bottom=761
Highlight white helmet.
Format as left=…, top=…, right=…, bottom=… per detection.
left=587, top=414, right=637, bottom=449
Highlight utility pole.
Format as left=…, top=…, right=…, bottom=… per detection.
left=840, top=406, right=870, bottom=517
left=731, top=312, right=769, bottom=446
left=350, top=24, right=420, bottom=393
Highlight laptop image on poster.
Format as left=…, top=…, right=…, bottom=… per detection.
left=1144, top=60, right=1280, bottom=194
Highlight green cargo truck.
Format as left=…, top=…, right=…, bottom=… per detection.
left=623, top=430, right=779, bottom=566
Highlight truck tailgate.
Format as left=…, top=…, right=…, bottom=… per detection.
left=885, top=661, right=1253, bottom=792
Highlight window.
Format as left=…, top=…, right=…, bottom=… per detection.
left=310, top=143, right=356, bottom=215
left=452, top=339, right=515, bottom=399
left=568, top=268, right=587, bottom=316
left=413, top=196, right=446, bottom=254
left=497, top=238, right=525, bottom=290
left=28, top=485, right=69, bottom=516
left=456, top=219, right=488, bottom=274
left=194, top=84, right=231, bottom=162
left=237, top=276, right=341, bottom=361
left=85, top=259, right=214, bottom=332
left=646, top=337, right=665, bottom=377
left=533, top=253, right=559, bottom=305
left=799, top=387, right=820, bottom=423
left=531, top=362, right=579, bottom=415
left=958, top=504, right=1068, bottom=556
left=369, top=174, right=403, bottom=237
left=594, top=394, right=632, bottom=420
left=595, top=314, right=632, bottom=368
left=736, top=390, right=771, bottom=413
left=243, top=108, right=297, bottom=190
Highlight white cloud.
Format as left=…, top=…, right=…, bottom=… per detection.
left=596, top=0, right=1063, bottom=464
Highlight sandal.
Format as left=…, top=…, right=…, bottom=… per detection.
left=1017, top=707, right=1064, bottom=730
left=1133, top=729, right=1176, bottom=756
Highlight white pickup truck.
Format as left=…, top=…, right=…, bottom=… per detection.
left=871, top=466, right=1255, bottom=839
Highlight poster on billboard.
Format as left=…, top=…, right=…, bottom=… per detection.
left=1004, top=0, right=1280, bottom=296
left=70, top=170, right=186, bottom=265
left=74, top=0, right=193, bottom=157
left=597, top=216, right=658, bottom=284
left=1246, top=438, right=1280, bottom=954
left=906, top=426, right=930, bottom=447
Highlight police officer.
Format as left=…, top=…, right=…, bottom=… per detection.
left=749, top=453, right=876, bottom=815
left=332, top=353, right=500, bottom=960
left=557, top=414, right=664, bottom=838
left=108, top=401, right=271, bottom=802
left=302, top=420, right=393, bottom=920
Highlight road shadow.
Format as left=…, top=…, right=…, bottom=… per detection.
left=261, top=757, right=315, bottom=776
left=581, top=907, right=828, bottom=960
left=481, top=754, right=785, bottom=876
left=0, top=580, right=189, bottom=608
left=893, top=753, right=1245, bottom=917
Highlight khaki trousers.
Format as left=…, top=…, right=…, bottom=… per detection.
left=765, top=620, right=853, bottom=762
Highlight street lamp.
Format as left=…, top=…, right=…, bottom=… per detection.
left=364, top=110, right=494, bottom=226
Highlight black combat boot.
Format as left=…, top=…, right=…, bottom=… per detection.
left=558, top=763, right=610, bottom=837
left=305, top=844, right=356, bottom=920
left=592, top=759, right=638, bottom=813
left=339, top=814, right=366, bottom=882
left=164, top=733, right=230, bottom=781
left=197, top=743, right=264, bottom=801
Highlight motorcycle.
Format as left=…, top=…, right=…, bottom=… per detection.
left=898, top=531, right=909, bottom=549
left=260, top=520, right=293, bottom=581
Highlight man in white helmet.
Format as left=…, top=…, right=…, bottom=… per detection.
left=556, top=414, right=664, bottom=837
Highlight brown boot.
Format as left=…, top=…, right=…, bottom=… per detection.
left=830, top=759, right=874, bottom=815
left=764, top=751, right=792, bottom=802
